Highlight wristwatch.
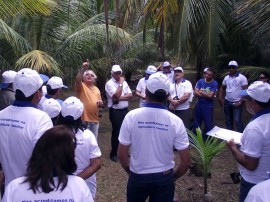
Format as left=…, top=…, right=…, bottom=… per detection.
left=119, top=84, right=123, bottom=87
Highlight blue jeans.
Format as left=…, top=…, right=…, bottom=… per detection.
left=239, top=177, right=256, bottom=202
left=224, top=99, right=244, bottom=132
left=127, top=170, right=175, bottom=202
left=84, top=122, right=99, bottom=139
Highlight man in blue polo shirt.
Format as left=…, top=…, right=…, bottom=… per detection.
left=193, top=68, right=218, bottom=139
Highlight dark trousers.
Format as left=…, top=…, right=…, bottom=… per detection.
left=127, top=170, right=175, bottom=202
left=109, top=108, right=128, bottom=157
left=224, top=99, right=244, bottom=133
left=171, top=109, right=190, bottom=129
left=239, top=177, right=256, bottom=202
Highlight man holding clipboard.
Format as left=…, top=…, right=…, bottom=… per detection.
left=226, top=81, right=270, bottom=202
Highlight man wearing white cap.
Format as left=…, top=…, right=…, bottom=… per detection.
left=0, top=70, right=17, bottom=110
left=158, top=61, right=174, bottom=83
left=0, top=68, right=53, bottom=186
left=118, top=72, right=191, bottom=202
left=168, top=66, right=193, bottom=128
left=39, top=76, right=67, bottom=108
left=219, top=60, right=248, bottom=132
left=105, top=64, right=132, bottom=162
left=227, top=81, right=270, bottom=202
left=135, top=65, right=157, bottom=107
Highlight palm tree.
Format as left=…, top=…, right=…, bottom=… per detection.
left=187, top=128, right=226, bottom=198
left=178, top=0, right=233, bottom=79
left=143, top=0, right=179, bottom=59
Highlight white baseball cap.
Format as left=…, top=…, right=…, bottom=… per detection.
left=146, top=72, right=170, bottom=95
left=47, top=76, right=68, bottom=89
left=0, top=70, right=17, bottom=88
left=162, top=61, right=171, bottom=67
left=13, top=68, right=44, bottom=97
left=42, top=98, right=61, bottom=118
left=145, top=65, right=157, bottom=75
left=174, top=67, right=184, bottom=72
left=61, top=96, right=83, bottom=120
left=228, top=60, right=238, bottom=67
left=111, top=65, right=122, bottom=73
left=240, top=81, right=270, bottom=103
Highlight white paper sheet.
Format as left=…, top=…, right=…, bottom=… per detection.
left=206, top=126, right=243, bottom=145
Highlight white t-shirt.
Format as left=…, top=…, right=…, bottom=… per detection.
left=0, top=105, right=53, bottom=186
left=119, top=105, right=189, bottom=174
left=105, top=78, right=132, bottom=109
left=136, top=77, right=147, bottom=107
left=2, top=175, right=93, bottom=202
left=239, top=113, right=270, bottom=184
left=157, top=70, right=174, bottom=83
left=169, top=79, right=193, bottom=110
left=74, top=129, right=102, bottom=198
left=245, top=179, right=270, bottom=202
left=222, top=73, right=248, bottom=102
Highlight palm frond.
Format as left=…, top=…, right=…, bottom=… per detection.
left=187, top=128, right=226, bottom=176
left=0, top=55, right=12, bottom=72
left=0, top=19, right=32, bottom=55
left=15, top=50, right=62, bottom=76
left=0, top=0, right=56, bottom=20
left=234, top=0, right=270, bottom=42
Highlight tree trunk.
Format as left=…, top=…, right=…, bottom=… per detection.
left=203, top=175, right=208, bottom=194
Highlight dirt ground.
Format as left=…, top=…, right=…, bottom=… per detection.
left=94, top=95, right=252, bottom=202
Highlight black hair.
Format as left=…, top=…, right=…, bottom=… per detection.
left=15, top=88, right=41, bottom=102
left=259, top=71, right=269, bottom=80
left=24, top=125, right=77, bottom=193
left=255, top=99, right=270, bottom=109
left=56, top=113, right=85, bottom=134
left=145, top=88, right=169, bottom=103
left=206, top=67, right=215, bottom=75
left=46, top=85, right=60, bottom=96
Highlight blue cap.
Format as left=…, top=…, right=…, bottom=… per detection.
left=39, top=74, right=49, bottom=83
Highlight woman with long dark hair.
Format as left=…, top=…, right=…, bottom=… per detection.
left=2, top=125, right=93, bottom=202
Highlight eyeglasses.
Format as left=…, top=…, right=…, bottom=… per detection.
left=259, top=76, right=266, bottom=79
left=85, top=73, right=95, bottom=77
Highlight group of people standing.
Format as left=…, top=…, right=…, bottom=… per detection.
left=0, top=67, right=102, bottom=201
left=0, top=59, right=269, bottom=202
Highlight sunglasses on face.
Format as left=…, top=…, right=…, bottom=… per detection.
left=113, top=71, right=122, bottom=75
left=259, top=76, right=266, bottom=79
left=228, top=66, right=237, bottom=69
